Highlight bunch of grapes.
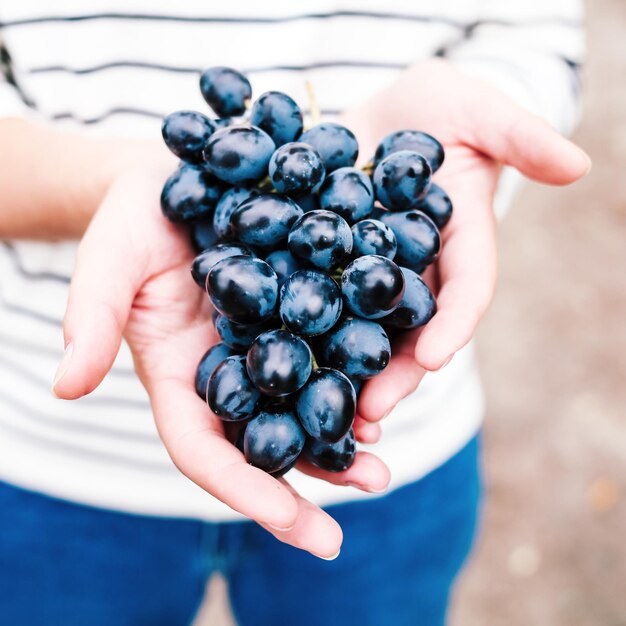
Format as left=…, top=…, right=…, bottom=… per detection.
left=160, top=67, right=453, bottom=478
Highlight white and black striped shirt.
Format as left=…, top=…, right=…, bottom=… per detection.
left=0, top=0, right=583, bottom=519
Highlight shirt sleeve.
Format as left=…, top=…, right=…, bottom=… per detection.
left=442, top=1, right=585, bottom=217
left=445, top=0, right=584, bottom=136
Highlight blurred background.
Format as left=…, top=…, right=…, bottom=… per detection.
left=197, top=0, right=626, bottom=623
left=449, top=0, right=626, bottom=623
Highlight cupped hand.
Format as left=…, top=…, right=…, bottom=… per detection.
left=51, top=151, right=389, bottom=559
left=340, top=59, right=591, bottom=423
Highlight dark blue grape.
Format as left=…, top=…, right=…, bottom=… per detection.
left=207, top=355, right=261, bottom=421
left=348, top=377, right=363, bottom=396
left=318, top=167, right=374, bottom=224
left=319, top=318, right=390, bottom=379
left=207, top=256, right=278, bottom=324
left=300, top=123, right=359, bottom=172
left=270, top=457, right=298, bottom=478
left=374, top=129, right=445, bottom=173
left=190, top=220, right=220, bottom=253
left=369, top=206, right=389, bottom=221
left=342, top=255, right=405, bottom=319
left=203, top=126, right=275, bottom=186
left=288, top=210, right=352, bottom=271
left=161, top=111, right=215, bottom=163
left=244, top=409, right=306, bottom=473
left=269, top=142, right=325, bottom=196
left=379, top=210, right=441, bottom=274
left=160, top=164, right=224, bottom=223
left=250, top=91, right=303, bottom=147
left=215, top=314, right=277, bottom=351
left=296, top=368, right=355, bottom=442
left=191, top=243, right=253, bottom=289
left=415, top=183, right=453, bottom=229
left=381, top=267, right=437, bottom=329
left=234, top=423, right=247, bottom=454
left=199, top=67, right=252, bottom=118
left=295, top=193, right=320, bottom=213
left=230, top=193, right=302, bottom=250
left=194, top=343, right=237, bottom=400
left=351, top=218, right=397, bottom=259
left=213, top=187, right=259, bottom=239
left=246, top=330, right=312, bottom=397
left=373, top=150, right=432, bottom=212
left=303, top=429, right=356, bottom=472
left=279, top=270, right=342, bottom=336
left=239, top=415, right=299, bottom=477
left=265, top=250, right=302, bottom=287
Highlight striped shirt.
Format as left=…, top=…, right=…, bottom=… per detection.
left=0, top=1, right=583, bottom=519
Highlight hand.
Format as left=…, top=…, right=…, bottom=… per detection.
left=339, top=59, right=591, bottom=424
left=52, top=149, right=389, bottom=559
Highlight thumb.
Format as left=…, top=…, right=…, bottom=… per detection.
left=52, top=190, right=141, bottom=400
left=463, top=80, right=590, bottom=185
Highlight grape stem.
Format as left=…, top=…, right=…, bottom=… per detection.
left=305, top=80, right=321, bottom=127
left=361, top=161, right=375, bottom=176
left=257, top=176, right=274, bottom=191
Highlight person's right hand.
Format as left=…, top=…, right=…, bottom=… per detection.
left=51, top=155, right=390, bottom=559
left=338, top=59, right=591, bottom=424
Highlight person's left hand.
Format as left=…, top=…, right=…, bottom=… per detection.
left=52, top=154, right=390, bottom=559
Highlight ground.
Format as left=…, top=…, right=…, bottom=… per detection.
left=449, top=1, right=626, bottom=623
left=197, top=1, right=626, bottom=623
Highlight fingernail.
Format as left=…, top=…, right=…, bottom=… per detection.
left=52, top=343, right=73, bottom=396
left=583, top=153, right=593, bottom=176
left=346, top=482, right=388, bottom=495
left=317, top=549, right=341, bottom=561
left=366, top=485, right=389, bottom=494
left=267, top=522, right=295, bottom=532
left=437, top=355, right=453, bottom=371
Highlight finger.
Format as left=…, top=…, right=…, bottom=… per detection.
left=153, top=376, right=300, bottom=532
left=353, top=416, right=382, bottom=444
left=297, top=451, right=390, bottom=494
left=358, top=352, right=426, bottom=422
left=260, top=480, right=343, bottom=559
left=416, top=166, right=497, bottom=370
left=54, top=170, right=191, bottom=400
left=53, top=196, right=143, bottom=400
left=463, top=81, right=590, bottom=185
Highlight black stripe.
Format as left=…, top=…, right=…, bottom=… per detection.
left=51, top=106, right=164, bottom=125
left=0, top=383, right=156, bottom=443
left=0, top=12, right=583, bottom=32
left=0, top=11, right=464, bottom=28
left=0, top=36, right=37, bottom=108
left=2, top=241, right=71, bottom=284
left=30, top=59, right=407, bottom=77
left=466, top=17, right=582, bottom=33
left=563, top=57, right=582, bottom=72
left=0, top=333, right=138, bottom=379
left=0, top=287, right=62, bottom=326
left=48, top=106, right=343, bottom=126
left=0, top=350, right=150, bottom=412
left=0, top=412, right=172, bottom=472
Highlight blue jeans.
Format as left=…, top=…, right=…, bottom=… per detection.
left=0, top=436, right=481, bottom=626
